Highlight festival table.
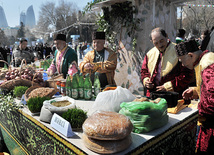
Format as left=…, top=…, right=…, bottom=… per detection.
left=0, top=100, right=198, bottom=155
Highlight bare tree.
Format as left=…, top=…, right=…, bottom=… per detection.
left=182, top=0, right=214, bottom=36
left=36, top=0, right=97, bottom=43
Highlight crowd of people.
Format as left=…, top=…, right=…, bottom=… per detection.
left=0, top=26, right=213, bottom=154
left=0, top=45, right=10, bottom=67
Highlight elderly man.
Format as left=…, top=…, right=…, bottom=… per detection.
left=47, top=34, right=78, bottom=78
left=12, top=38, right=36, bottom=67
left=141, top=27, right=194, bottom=98
left=79, top=31, right=117, bottom=88
left=175, top=39, right=214, bottom=154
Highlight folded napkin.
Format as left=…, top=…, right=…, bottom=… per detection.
left=167, top=99, right=187, bottom=114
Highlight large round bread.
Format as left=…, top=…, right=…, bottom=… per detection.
left=82, top=111, right=133, bottom=140
left=82, top=133, right=132, bottom=154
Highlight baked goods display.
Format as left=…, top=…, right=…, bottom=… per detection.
left=82, top=111, right=133, bottom=154
left=82, top=133, right=132, bottom=154
left=83, top=111, right=133, bottom=140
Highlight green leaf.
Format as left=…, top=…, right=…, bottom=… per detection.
left=115, top=69, right=119, bottom=73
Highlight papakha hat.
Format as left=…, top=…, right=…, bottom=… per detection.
left=92, top=31, right=105, bottom=40
left=54, top=34, right=66, bottom=42
left=175, top=39, right=199, bottom=56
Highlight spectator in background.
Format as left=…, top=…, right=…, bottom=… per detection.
left=206, top=26, right=214, bottom=52
left=0, top=45, right=5, bottom=67
left=12, top=38, right=37, bottom=67
left=82, top=42, right=87, bottom=51
left=35, top=43, right=44, bottom=59
left=199, top=29, right=210, bottom=51
left=176, top=29, right=186, bottom=44
left=43, top=43, right=52, bottom=58
left=83, top=44, right=92, bottom=58
left=78, top=43, right=83, bottom=59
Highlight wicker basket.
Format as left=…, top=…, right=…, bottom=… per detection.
left=0, top=60, right=10, bottom=80
left=24, top=72, right=59, bottom=102
left=47, top=74, right=64, bottom=89
left=0, top=78, right=40, bottom=91
left=24, top=87, right=58, bottom=102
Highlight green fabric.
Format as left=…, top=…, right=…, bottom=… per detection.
left=0, top=108, right=86, bottom=155
left=0, top=129, right=3, bottom=152
left=119, top=98, right=168, bottom=133
left=0, top=128, right=26, bottom=155
left=54, top=47, right=78, bottom=78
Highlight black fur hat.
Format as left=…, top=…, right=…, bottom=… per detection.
left=175, top=39, right=199, bottom=56
left=92, top=31, right=105, bottom=40
left=54, top=34, right=66, bottom=42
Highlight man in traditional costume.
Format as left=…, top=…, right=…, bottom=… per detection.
left=47, top=34, right=78, bottom=78
left=175, top=39, right=214, bottom=154
left=141, top=27, right=194, bottom=98
left=79, top=31, right=117, bottom=88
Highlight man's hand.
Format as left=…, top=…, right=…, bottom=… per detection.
left=156, top=85, right=166, bottom=91
left=145, top=79, right=154, bottom=89
left=84, top=63, right=94, bottom=70
left=182, top=88, right=193, bottom=100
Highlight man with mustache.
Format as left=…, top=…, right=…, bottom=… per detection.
left=141, top=27, right=194, bottom=98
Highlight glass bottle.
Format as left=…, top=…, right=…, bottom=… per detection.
left=78, top=73, right=84, bottom=99
left=66, top=74, right=72, bottom=97
left=93, top=72, right=101, bottom=97
left=71, top=73, right=79, bottom=99
left=84, top=73, right=92, bottom=100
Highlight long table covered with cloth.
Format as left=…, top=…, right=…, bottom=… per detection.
left=0, top=99, right=198, bottom=155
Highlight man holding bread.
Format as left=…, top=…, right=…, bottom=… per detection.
left=79, top=31, right=117, bottom=88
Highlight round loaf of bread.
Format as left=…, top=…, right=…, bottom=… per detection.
left=82, top=111, right=133, bottom=140
left=82, top=133, right=132, bottom=154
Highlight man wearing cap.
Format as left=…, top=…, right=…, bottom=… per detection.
left=175, top=39, right=214, bottom=154
left=47, top=34, right=78, bottom=78
left=79, top=31, right=117, bottom=88
left=141, top=27, right=194, bottom=98
left=176, top=29, right=186, bottom=44
left=12, top=38, right=36, bottom=67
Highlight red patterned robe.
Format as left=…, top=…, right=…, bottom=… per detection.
left=194, top=50, right=214, bottom=153
left=141, top=42, right=194, bottom=98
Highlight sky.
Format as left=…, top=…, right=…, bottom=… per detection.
left=0, top=0, right=92, bottom=27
